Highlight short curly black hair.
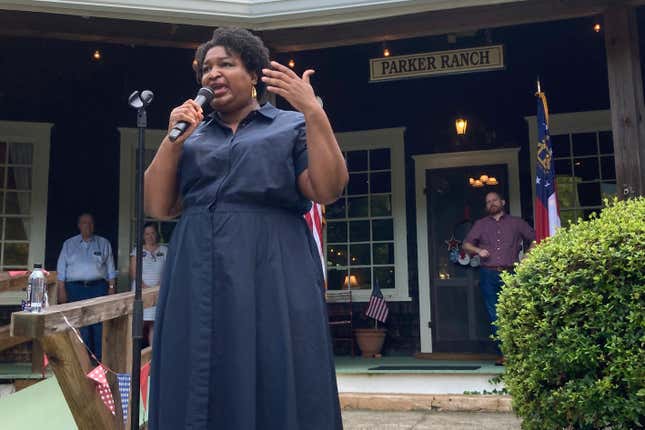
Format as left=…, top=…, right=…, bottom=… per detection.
left=193, top=27, right=270, bottom=101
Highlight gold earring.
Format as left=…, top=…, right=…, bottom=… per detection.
left=251, top=85, right=257, bottom=99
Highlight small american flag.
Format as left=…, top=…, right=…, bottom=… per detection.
left=304, top=202, right=326, bottom=280
left=365, top=280, right=389, bottom=323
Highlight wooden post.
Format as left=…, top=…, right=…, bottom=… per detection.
left=103, top=314, right=132, bottom=427
left=39, top=330, right=119, bottom=430
left=604, top=4, right=645, bottom=198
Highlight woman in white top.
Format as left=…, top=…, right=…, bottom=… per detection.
left=130, top=222, right=168, bottom=345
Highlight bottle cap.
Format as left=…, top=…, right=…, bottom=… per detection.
left=33, top=263, right=42, bottom=269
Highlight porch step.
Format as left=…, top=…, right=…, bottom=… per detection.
left=334, top=357, right=505, bottom=395
left=340, top=393, right=512, bottom=413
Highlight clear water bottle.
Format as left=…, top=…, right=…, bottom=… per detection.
left=27, top=264, right=46, bottom=313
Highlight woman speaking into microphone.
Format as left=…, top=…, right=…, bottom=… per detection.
left=144, top=27, right=348, bottom=429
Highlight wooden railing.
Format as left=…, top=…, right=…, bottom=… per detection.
left=0, top=272, right=58, bottom=373
left=10, top=285, right=159, bottom=430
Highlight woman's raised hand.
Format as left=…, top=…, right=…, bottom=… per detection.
left=166, top=99, right=204, bottom=144
left=262, top=61, right=320, bottom=114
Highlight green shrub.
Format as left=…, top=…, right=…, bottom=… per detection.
left=497, top=198, right=645, bottom=430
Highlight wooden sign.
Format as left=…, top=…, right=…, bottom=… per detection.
left=370, top=45, right=504, bottom=82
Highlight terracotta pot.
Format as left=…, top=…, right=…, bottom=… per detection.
left=354, top=328, right=387, bottom=357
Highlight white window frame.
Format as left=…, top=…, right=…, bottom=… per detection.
left=525, top=109, right=612, bottom=222
left=118, top=126, right=410, bottom=302
left=0, top=121, right=52, bottom=271
left=413, top=148, right=521, bottom=353
left=327, top=127, right=410, bottom=303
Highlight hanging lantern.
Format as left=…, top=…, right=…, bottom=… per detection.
left=487, top=177, right=498, bottom=185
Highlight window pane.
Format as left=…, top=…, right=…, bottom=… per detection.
left=5, top=192, right=30, bottom=215
left=350, top=244, right=371, bottom=266
left=8, top=143, right=33, bottom=165
left=371, top=195, right=392, bottom=217
left=373, top=243, right=394, bottom=265
left=554, top=159, right=572, bottom=176
left=372, top=219, right=393, bottom=241
left=349, top=220, right=370, bottom=242
left=346, top=150, right=368, bottom=171
left=0, top=167, right=4, bottom=188
left=572, top=133, right=597, bottom=156
left=551, top=134, right=571, bottom=157
left=159, top=222, right=176, bottom=243
left=556, top=176, right=582, bottom=209
left=0, top=142, right=6, bottom=164
left=326, top=198, right=346, bottom=219
left=327, top=221, right=347, bottom=243
left=600, top=182, right=617, bottom=199
left=600, top=156, right=615, bottom=180
left=144, top=149, right=156, bottom=169
left=3, top=242, right=29, bottom=266
left=347, top=197, right=368, bottom=218
left=583, top=208, right=599, bottom=219
left=0, top=192, right=4, bottom=213
left=370, top=148, right=391, bottom=170
left=327, top=268, right=347, bottom=291
left=348, top=173, right=368, bottom=195
left=5, top=218, right=29, bottom=240
left=370, top=172, right=391, bottom=193
left=374, top=266, right=395, bottom=290
left=327, top=244, right=348, bottom=267
left=350, top=268, right=371, bottom=290
left=577, top=182, right=601, bottom=206
left=560, top=210, right=578, bottom=226
left=573, top=158, right=599, bottom=181
left=598, top=131, right=614, bottom=154
left=6, top=167, right=32, bottom=190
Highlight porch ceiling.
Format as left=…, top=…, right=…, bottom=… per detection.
left=0, top=0, right=525, bottom=30
left=0, top=0, right=639, bottom=53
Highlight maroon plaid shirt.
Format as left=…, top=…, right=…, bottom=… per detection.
left=464, top=213, right=535, bottom=268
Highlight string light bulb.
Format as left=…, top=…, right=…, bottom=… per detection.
left=288, top=58, right=295, bottom=68
left=383, top=48, right=391, bottom=57
left=92, top=49, right=101, bottom=61
left=593, top=23, right=601, bottom=33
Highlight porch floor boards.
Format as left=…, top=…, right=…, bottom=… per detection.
left=335, top=356, right=504, bottom=375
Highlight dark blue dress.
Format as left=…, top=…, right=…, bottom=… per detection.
left=148, top=103, right=342, bottom=429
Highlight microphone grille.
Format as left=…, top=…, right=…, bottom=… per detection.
left=197, top=87, right=215, bottom=103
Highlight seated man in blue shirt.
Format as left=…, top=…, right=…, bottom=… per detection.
left=56, top=213, right=117, bottom=361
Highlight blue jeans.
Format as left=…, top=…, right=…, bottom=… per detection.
left=65, top=281, right=108, bottom=361
left=479, top=268, right=505, bottom=353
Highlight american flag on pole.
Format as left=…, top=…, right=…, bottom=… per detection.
left=365, top=280, right=389, bottom=323
left=535, top=86, right=561, bottom=243
left=304, top=202, right=326, bottom=280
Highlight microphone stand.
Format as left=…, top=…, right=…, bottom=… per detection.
left=127, top=89, right=154, bottom=430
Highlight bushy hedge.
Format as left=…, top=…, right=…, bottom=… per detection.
left=497, top=198, right=644, bottom=430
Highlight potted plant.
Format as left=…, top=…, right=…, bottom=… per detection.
left=354, top=280, right=389, bottom=358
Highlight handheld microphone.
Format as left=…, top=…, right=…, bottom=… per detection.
left=168, top=87, right=215, bottom=142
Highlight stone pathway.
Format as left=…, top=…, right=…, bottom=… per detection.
left=342, top=410, right=521, bottom=430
